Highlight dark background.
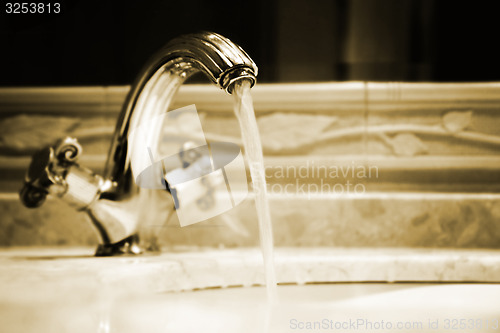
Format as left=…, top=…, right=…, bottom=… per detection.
left=1, top=0, right=499, bottom=85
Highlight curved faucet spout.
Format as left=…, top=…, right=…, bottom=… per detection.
left=106, top=32, right=258, bottom=194
left=19, top=32, right=258, bottom=256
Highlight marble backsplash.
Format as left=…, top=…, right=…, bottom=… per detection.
left=1, top=83, right=500, bottom=248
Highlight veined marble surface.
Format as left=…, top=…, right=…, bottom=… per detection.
left=2, top=193, right=500, bottom=249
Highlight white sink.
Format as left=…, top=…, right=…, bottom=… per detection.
left=112, top=283, right=500, bottom=333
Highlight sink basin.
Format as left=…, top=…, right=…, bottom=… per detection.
left=110, top=283, right=500, bottom=333
left=5, top=283, right=499, bottom=332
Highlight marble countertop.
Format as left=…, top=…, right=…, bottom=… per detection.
left=1, top=247, right=500, bottom=300
left=2, top=247, right=500, bottom=332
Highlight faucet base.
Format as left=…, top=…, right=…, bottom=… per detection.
left=94, top=234, right=142, bottom=256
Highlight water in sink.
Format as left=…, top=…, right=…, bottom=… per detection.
left=233, top=80, right=277, bottom=303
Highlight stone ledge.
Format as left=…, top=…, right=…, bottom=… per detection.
left=1, top=247, right=500, bottom=301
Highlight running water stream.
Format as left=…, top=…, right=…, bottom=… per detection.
left=232, top=80, right=278, bottom=303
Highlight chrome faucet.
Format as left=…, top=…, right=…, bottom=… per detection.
left=19, top=32, right=257, bottom=256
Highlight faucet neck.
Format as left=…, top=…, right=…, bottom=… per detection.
left=104, top=32, right=258, bottom=195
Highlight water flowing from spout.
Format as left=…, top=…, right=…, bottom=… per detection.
left=232, top=80, right=278, bottom=304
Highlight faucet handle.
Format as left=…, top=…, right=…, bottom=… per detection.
left=53, top=137, right=82, bottom=165
left=20, top=137, right=86, bottom=208
left=20, top=145, right=58, bottom=208
left=19, top=182, right=48, bottom=208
